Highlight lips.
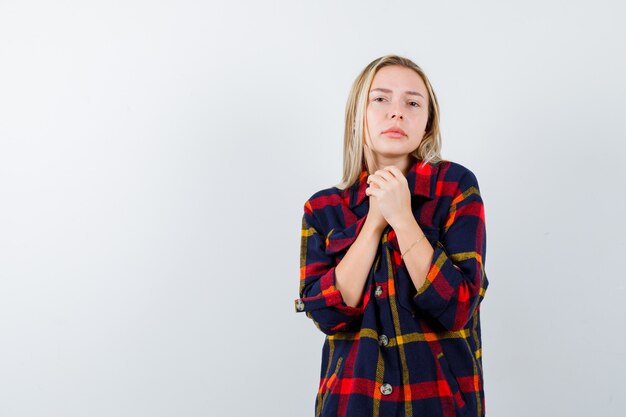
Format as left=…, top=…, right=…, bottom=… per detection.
left=382, top=127, right=407, bottom=137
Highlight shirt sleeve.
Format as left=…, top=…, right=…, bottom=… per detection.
left=412, top=170, right=489, bottom=331
left=294, top=202, right=365, bottom=335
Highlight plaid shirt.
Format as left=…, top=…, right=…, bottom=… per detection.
left=294, top=158, right=489, bottom=417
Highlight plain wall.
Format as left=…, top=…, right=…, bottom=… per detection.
left=1, top=1, right=625, bottom=416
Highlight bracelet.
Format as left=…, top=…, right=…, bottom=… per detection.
left=401, top=234, right=426, bottom=259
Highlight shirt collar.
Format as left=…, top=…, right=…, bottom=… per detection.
left=348, top=157, right=439, bottom=209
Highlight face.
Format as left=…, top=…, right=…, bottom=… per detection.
left=365, top=65, right=430, bottom=162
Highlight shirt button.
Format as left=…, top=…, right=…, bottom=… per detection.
left=375, top=285, right=383, bottom=297
left=380, top=383, right=393, bottom=395
left=378, top=334, right=389, bottom=347
left=295, top=299, right=305, bottom=312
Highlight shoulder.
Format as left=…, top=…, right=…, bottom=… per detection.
left=306, top=185, right=344, bottom=203
left=436, top=159, right=481, bottom=189
left=302, top=185, right=350, bottom=231
left=302, top=185, right=346, bottom=214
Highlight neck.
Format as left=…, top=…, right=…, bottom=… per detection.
left=369, top=154, right=414, bottom=176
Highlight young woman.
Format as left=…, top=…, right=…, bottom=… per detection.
left=294, top=54, right=489, bottom=417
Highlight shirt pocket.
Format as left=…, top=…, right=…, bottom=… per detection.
left=437, top=352, right=469, bottom=416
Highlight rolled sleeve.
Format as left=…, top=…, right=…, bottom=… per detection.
left=412, top=171, right=489, bottom=331
left=294, top=206, right=364, bottom=335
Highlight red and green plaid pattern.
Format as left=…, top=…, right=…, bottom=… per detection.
left=295, top=158, right=489, bottom=417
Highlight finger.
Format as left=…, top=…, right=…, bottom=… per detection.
left=383, top=166, right=409, bottom=189
left=376, top=168, right=396, bottom=182
left=375, top=168, right=401, bottom=190
left=384, top=165, right=407, bottom=183
left=367, top=175, right=385, bottom=189
left=383, top=165, right=400, bottom=177
left=365, top=186, right=380, bottom=197
left=366, top=173, right=382, bottom=185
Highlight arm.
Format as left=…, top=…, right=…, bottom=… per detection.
left=335, top=217, right=384, bottom=308
left=401, top=170, right=489, bottom=331
left=393, top=217, right=435, bottom=296
left=294, top=202, right=382, bottom=335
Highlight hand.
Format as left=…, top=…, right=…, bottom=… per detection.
left=365, top=166, right=412, bottom=229
left=365, top=188, right=388, bottom=232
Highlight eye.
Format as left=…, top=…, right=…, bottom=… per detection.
left=409, top=101, right=420, bottom=107
left=372, top=97, right=386, bottom=102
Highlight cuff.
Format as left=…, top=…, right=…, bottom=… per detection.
left=294, top=268, right=365, bottom=315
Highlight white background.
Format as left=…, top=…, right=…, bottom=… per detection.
left=1, top=1, right=625, bottom=416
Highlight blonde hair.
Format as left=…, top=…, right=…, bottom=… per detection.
left=335, top=54, right=443, bottom=190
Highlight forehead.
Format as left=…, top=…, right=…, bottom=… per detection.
left=369, top=65, right=427, bottom=95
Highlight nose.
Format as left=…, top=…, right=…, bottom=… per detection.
left=389, top=104, right=403, bottom=120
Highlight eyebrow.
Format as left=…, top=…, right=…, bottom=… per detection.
left=369, top=88, right=425, bottom=99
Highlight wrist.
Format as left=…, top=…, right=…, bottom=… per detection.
left=363, top=216, right=386, bottom=235
left=390, top=211, right=417, bottom=232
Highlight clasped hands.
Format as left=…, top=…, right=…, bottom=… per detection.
left=364, top=166, right=414, bottom=232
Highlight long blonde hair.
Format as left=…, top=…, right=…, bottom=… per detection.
left=335, top=54, right=443, bottom=190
